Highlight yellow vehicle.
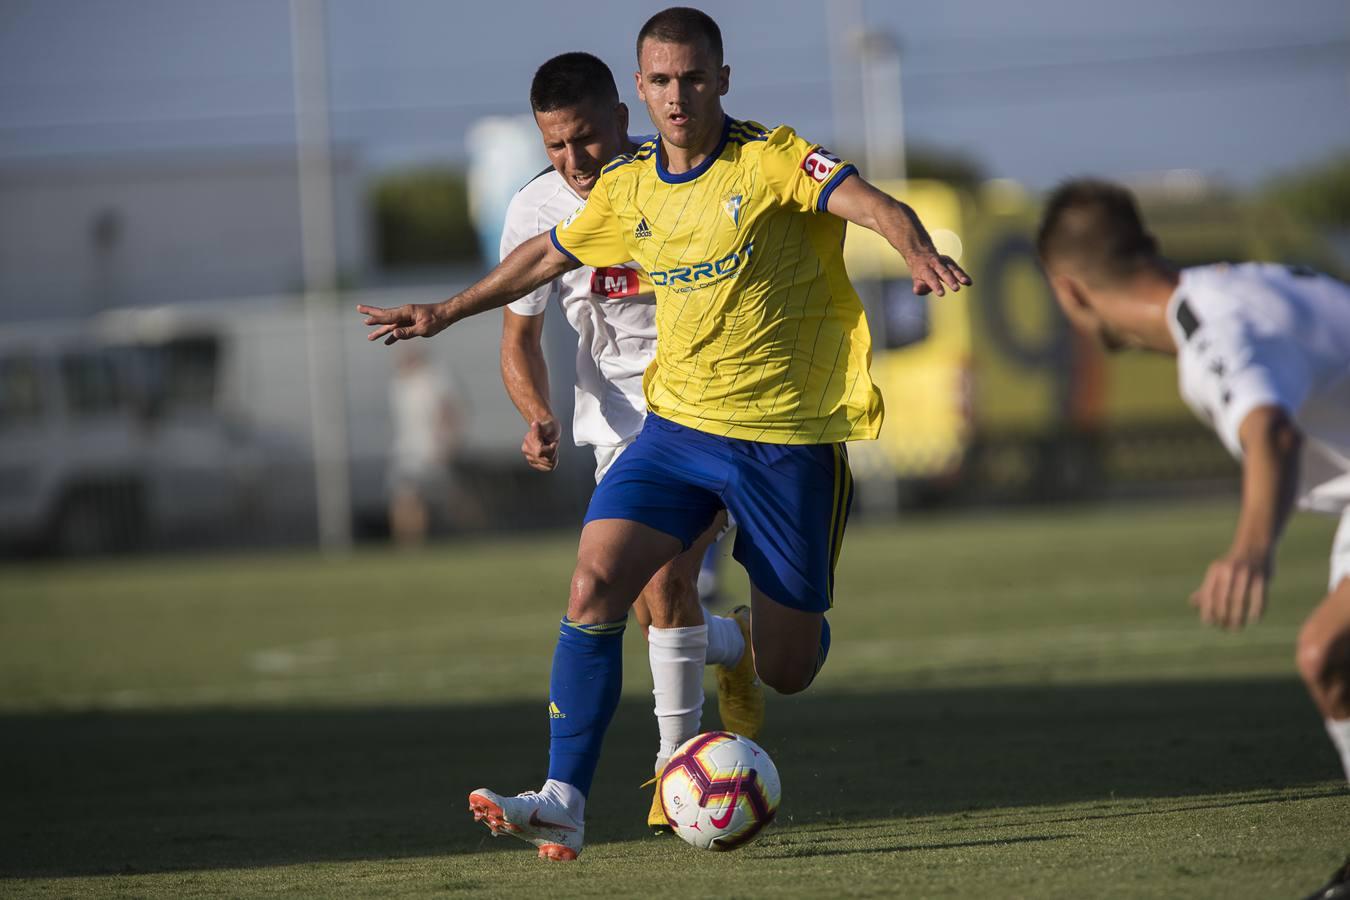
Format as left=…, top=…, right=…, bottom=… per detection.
left=845, top=179, right=1343, bottom=505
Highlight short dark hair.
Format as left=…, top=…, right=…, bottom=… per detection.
left=637, top=7, right=723, bottom=66
left=1037, top=179, right=1160, bottom=285
left=530, top=52, right=619, bottom=114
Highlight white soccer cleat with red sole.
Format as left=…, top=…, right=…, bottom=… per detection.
left=467, top=788, right=585, bottom=861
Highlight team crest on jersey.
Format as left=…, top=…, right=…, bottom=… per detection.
left=722, top=193, right=743, bottom=228
left=634, top=217, right=652, bottom=239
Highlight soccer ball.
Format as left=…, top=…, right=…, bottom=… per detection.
left=660, top=731, right=781, bottom=850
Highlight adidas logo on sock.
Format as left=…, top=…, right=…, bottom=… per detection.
left=634, top=218, right=652, bottom=239
left=548, top=702, right=567, bottom=719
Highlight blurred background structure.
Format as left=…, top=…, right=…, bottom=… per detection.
left=0, top=0, right=1347, bottom=557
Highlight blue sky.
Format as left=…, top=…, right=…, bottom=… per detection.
left=1, top=0, right=1347, bottom=187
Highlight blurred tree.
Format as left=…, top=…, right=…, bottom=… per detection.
left=904, top=145, right=987, bottom=189
left=1263, top=152, right=1350, bottom=229
left=372, top=167, right=481, bottom=268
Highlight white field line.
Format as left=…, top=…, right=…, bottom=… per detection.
left=31, top=619, right=1299, bottom=711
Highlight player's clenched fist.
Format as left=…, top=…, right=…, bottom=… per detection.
left=358, top=302, right=449, bottom=345
left=522, top=419, right=561, bottom=472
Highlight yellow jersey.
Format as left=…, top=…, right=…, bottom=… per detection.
left=550, top=116, right=883, bottom=445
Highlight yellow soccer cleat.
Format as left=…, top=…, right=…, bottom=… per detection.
left=642, top=768, right=674, bottom=835
left=716, top=605, right=765, bottom=739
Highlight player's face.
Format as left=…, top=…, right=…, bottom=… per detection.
left=635, top=38, right=729, bottom=152
left=533, top=101, right=629, bottom=198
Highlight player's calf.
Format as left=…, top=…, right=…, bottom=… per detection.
left=641, top=564, right=703, bottom=629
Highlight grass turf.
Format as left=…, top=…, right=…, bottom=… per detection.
left=1, top=498, right=1346, bottom=898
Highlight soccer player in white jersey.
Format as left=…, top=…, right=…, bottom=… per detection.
left=497, top=51, right=762, bottom=834
left=1038, top=180, right=1350, bottom=900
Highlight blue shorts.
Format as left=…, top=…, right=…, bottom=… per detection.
left=583, top=413, right=854, bottom=613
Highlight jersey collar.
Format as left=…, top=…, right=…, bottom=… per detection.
left=655, top=115, right=731, bottom=185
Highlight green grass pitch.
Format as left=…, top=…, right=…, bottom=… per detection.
left=1, top=499, right=1346, bottom=898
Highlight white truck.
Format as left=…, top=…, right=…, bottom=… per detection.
left=0, top=288, right=584, bottom=555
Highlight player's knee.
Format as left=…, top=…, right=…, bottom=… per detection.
left=1296, top=619, right=1350, bottom=693
left=568, top=562, right=620, bottom=620
left=760, top=669, right=811, bottom=696
left=755, top=656, right=813, bottom=696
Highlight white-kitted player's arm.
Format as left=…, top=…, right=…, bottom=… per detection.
left=824, top=175, right=971, bottom=297
left=498, top=194, right=563, bottom=473
left=1191, top=404, right=1303, bottom=631
left=359, top=233, right=579, bottom=344
left=501, top=308, right=560, bottom=472
left=1186, top=324, right=1312, bottom=631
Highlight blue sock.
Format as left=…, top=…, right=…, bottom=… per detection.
left=810, top=616, right=831, bottom=685
left=547, top=616, right=626, bottom=797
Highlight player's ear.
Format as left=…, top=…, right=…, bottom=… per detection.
left=634, top=69, right=646, bottom=102
left=1048, top=273, right=1097, bottom=330
left=1048, top=273, right=1085, bottom=312
left=616, top=102, right=629, bottom=137
left=718, top=65, right=730, bottom=96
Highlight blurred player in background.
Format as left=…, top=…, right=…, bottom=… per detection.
left=359, top=6, right=968, bottom=860
left=497, top=50, right=762, bottom=835
left=1038, top=179, right=1350, bottom=900
left=387, top=346, right=465, bottom=545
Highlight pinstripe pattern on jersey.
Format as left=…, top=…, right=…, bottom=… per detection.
left=554, top=116, right=883, bottom=445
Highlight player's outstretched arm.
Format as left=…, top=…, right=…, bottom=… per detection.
left=358, top=233, right=579, bottom=345
left=824, top=175, right=972, bottom=297
left=501, top=308, right=560, bottom=472
left=1191, top=404, right=1303, bottom=631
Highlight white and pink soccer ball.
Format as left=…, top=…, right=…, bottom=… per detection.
left=659, top=731, right=781, bottom=850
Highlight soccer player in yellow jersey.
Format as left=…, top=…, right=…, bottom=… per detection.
left=359, top=7, right=970, bottom=860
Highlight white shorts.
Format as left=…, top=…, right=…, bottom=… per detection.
left=592, top=438, right=636, bottom=484
left=1332, top=509, right=1350, bottom=592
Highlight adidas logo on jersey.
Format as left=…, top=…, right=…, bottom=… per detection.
left=634, top=218, right=652, bottom=239
left=548, top=702, right=567, bottom=719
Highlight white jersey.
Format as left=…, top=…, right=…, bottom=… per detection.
left=1167, top=263, right=1350, bottom=516
left=500, top=165, right=656, bottom=450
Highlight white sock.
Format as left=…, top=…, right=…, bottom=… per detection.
left=1326, top=719, right=1350, bottom=784
left=696, top=567, right=718, bottom=602
left=649, top=624, right=708, bottom=761
left=539, top=778, right=585, bottom=822
left=705, top=613, right=745, bottom=668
